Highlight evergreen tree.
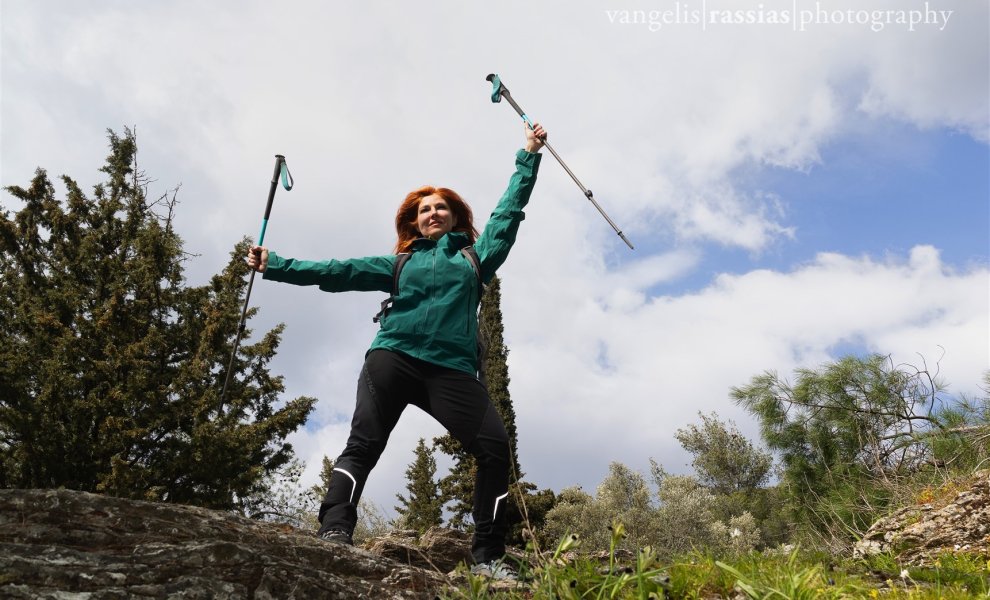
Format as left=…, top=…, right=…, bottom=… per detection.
left=0, top=128, right=314, bottom=508
left=434, top=276, right=555, bottom=541
left=478, top=277, right=521, bottom=478
left=308, top=455, right=336, bottom=504
left=732, top=354, right=946, bottom=543
left=394, top=438, right=443, bottom=534
left=436, top=276, right=517, bottom=527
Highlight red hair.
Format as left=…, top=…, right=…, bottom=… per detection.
left=393, top=186, right=479, bottom=253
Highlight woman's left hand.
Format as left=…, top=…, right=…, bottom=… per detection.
left=524, top=122, right=546, bottom=153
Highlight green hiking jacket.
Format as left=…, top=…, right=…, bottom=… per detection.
left=262, top=149, right=542, bottom=374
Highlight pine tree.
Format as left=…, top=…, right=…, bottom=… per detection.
left=478, top=277, right=521, bottom=478
left=0, top=128, right=315, bottom=508
left=308, top=455, right=336, bottom=504
left=435, top=277, right=503, bottom=527
left=732, top=354, right=948, bottom=542
left=395, top=438, right=443, bottom=534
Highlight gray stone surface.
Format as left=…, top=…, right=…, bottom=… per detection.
left=0, top=489, right=447, bottom=599
left=853, top=470, right=990, bottom=565
left=365, top=528, right=473, bottom=573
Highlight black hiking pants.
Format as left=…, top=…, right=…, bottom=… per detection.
left=318, top=349, right=511, bottom=564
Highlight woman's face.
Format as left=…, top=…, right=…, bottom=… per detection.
left=417, top=194, right=458, bottom=240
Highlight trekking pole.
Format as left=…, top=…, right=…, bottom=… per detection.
left=486, top=74, right=634, bottom=250
left=219, top=154, right=294, bottom=412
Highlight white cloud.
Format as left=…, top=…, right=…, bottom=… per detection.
left=503, top=244, right=988, bottom=492
left=857, top=0, right=990, bottom=141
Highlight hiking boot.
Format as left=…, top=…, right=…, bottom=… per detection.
left=470, top=559, right=517, bottom=582
left=318, top=529, right=353, bottom=546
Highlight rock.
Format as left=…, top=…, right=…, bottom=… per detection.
left=419, top=527, right=475, bottom=572
left=853, top=470, right=990, bottom=565
left=364, top=527, right=473, bottom=573
left=0, top=488, right=446, bottom=599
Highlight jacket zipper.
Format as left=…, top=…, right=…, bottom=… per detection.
left=423, top=248, right=436, bottom=331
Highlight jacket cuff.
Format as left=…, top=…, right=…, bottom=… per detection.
left=262, top=252, right=285, bottom=280
left=516, top=148, right=543, bottom=164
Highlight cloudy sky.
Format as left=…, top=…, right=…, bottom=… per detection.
left=2, top=0, right=987, bottom=517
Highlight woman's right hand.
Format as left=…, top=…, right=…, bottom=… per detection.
left=524, top=122, right=546, bottom=153
left=247, top=245, right=269, bottom=272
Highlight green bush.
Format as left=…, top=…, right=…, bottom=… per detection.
left=540, top=463, right=763, bottom=559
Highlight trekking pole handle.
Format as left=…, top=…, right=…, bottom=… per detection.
left=258, top=155, right=290, bottom=246
left=486, top=74, right=634, bottom=250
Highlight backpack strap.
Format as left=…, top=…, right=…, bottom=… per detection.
left=460, top=246, right=483, bottom=292
left=461, top=246, right=489, bottom=382
left=372, top=252, right=412, bottom=323
left=392, top=252, right=414, bottom=295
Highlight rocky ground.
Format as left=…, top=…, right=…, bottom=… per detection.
left=2, top=471, right=988, bottom=598
left=0, top=488, right=453, bottom=599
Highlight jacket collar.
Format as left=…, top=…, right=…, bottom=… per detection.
left=410, top=231, right=471, bottom=253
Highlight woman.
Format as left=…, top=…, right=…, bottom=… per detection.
left=247, top=123, right=545, bottom=579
